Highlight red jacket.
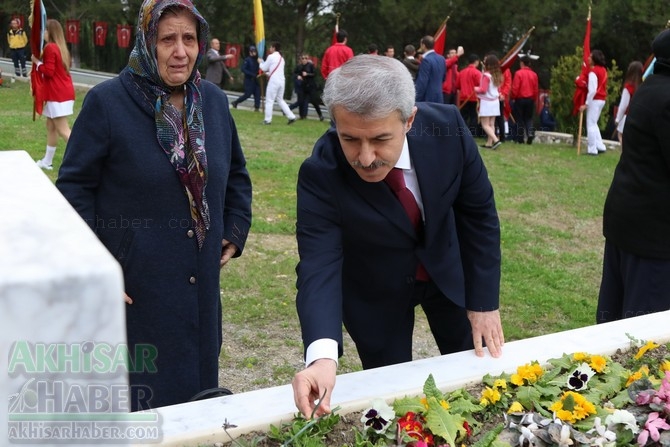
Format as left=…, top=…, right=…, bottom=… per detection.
left=511, top=66, right=538, bottom=100
left=321, top=43, right=354, bottom=79
left=37, top=43, right=75, bottom=103
left=456, top=64, right=481, bottom=103
left=441, top=55, right=460, bottom=94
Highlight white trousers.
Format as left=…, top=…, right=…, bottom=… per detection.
left=264, top=78, right=295, bottom=123
left=586, top=99, right=606, bottom=154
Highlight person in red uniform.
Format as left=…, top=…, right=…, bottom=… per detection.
left=321, top=29, right=354, bottom=80
left=442, top=46, right=463, bottom=105
left=31, top=19, right=75, bottom=170
left=457, top=53, right=481, bottom=136
left=496, top=67, right=512, bottom=142
left=579, top=50, right=608, bottom=155
left=511, top=54, right=539, bottom=144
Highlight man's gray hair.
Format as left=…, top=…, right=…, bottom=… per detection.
left=322, top=54, right=415, bottom=122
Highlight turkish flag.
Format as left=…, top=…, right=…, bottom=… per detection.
left=224, top=43, right=241, bottom=68
left=117, top=24, right=132, bottom=48
left=66, top=20, right=80, bottom=45
left=93, top=21, right=108, bottom=46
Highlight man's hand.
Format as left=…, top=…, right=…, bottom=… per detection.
left=579, top=104, right=587, bottom=112
left=220, top=239, right=238, bottom=268
left=467, top=310, right=504, bottom=358
left=292, top=359, right=336, bottom=419
left=457, top=46, right=464, bottom=57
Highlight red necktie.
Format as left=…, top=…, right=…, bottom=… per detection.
left=384, top=168, right=429, bottom=281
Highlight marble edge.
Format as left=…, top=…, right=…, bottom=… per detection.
left=154, top=310, right=670, bottom=445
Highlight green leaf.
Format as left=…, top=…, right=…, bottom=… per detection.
left=392, top=396, right=425, bottom=416
left=423, top=374, right=443, bottom=401
left=424, top=396, right=464, bottom=446
left=514, top=385, right=542, bottom=409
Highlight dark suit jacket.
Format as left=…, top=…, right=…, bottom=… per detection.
left=205, top=48, right=232, bottom=85
left=296, top=102, right=501, bottom=357
left=415, top=51, right=446, bottom=103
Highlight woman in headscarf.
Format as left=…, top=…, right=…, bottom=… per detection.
left=56, top=0, right=252, bottom=410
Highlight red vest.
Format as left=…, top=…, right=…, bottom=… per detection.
left=591, top=66, right=607, bottom=101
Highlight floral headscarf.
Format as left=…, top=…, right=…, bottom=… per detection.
left=125, top=0, right=210, bottom=249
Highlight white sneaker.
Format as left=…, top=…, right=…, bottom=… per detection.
left=36, top=159, right=53, bottom=170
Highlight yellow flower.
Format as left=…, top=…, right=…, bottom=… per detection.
left=480, top=386, right=501, bottom=407
left=439, top=399, right=450, bottom=410
left=660, top=360, right=670, bottom=375
left=589, top=355, right=607, bottom=373
left=420, top=397, right=429, bottom=409
left=510, top=362, right=544, bottom=386
left=626, top=365, right=650, bottom=387
left=572, top=352, right=588, bottom=361
left=634, top=341, right=660, bottom=360
left=550, top=391, right=596, bottom=424
left=493, top=379, right=507, bottom=390
left=508, top=401, right=524, bottom=413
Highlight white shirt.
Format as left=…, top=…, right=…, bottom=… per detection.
left=259, top=51, right=285, bottom=83
left=304, top=137, right=423, bottom=366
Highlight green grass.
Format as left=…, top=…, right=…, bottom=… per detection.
left=0, top=79, right=620, bottom=386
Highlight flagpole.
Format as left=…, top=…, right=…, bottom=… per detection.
left=500, top=26, right=535, bottom=70
left=576, top=109, right=584, bottom=155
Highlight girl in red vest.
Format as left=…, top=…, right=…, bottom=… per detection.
left=614, top=61, right=643, bottom=146
left=579, top=49, right=608, bottom=155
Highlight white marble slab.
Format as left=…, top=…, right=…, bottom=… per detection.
left=154, top=308, right=670, bottom=446
left=1, top=151, right=129, bottom=446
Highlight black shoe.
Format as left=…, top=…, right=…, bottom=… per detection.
left=263, top=121, right=271, bottom=125
left=491, top=140, right=502, bottom=150
left=231, top=102, right=238, bottom=109
left=319, top=115, right=325, bottom=121
left=287, top=118, right=297, bottom=125
left=254, top=108, right=260, bottom=112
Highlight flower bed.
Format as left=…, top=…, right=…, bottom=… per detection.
left=225, top=338, right=670, bottom=446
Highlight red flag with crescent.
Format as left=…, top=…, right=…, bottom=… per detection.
left=94, top=21, right=108, bottom=46
left=433, top=19, right=448, bottom=57
left=572, top=7, right=591, bottom=116
left=66, top=19, right=80, bottom=44
left=224, top=43, right=241, bottom=68
left=117, top=24, right=132, bottom=48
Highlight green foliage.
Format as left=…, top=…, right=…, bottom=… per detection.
left=550, top=48, right=583, bottom=134
left=267, top=412, right=340, bottom=447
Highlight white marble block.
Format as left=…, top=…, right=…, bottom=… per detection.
left=0, top=151, right=140, bottom=445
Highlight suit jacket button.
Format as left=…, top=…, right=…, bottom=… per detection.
left=189, top=276, right=196, bottom=284
left=187, top=229, right=195, bottom=238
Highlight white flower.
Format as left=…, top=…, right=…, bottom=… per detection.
left=519, top=425, right=536, bottom=445
left=567, top=362, right=596, bottom=391
left=360, top=398, right=394, bottom=434
left=559, top=424, right=574, bottom=446
left=605, top=409, right=640, bottom=434
left=587, top=417, right=616, bottom=446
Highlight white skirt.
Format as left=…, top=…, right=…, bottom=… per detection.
left=478, top=99, right=500, bottom=117
left=43, top=100, right=74, bottom=118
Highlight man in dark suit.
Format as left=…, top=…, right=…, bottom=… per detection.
left=292, top=55, right=504, bottom=418
left=414, top=35, right=446, bottom=103
left=205, top=38, right=234, bottom=88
